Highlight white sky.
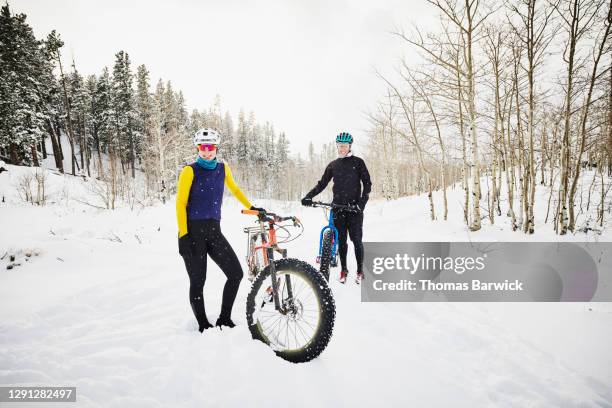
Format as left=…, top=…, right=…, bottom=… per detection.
left=13, top=0, right=438, bottom=156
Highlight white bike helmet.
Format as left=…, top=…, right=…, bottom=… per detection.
left=193, top=128, right=221, bottom=146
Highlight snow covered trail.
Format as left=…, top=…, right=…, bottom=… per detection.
left=1, top=166, right=611, bottom=407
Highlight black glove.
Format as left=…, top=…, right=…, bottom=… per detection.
left=301, top=197, right=313, bottom=207
left=178, top=234, right=195, bottom=257
left=250, top=205, right=266, bottom=213
left=346, top=203, right=361, bottom=213
left=357, top=200, right=366, bottom=212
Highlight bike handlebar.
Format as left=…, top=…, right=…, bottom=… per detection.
left=309, top=201, right=361, bottom=213
left=241, top=209, right=259, bottom=215
left=241, top=208, right=302, bottom=226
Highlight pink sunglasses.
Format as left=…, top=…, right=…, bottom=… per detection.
left=197, top=144, right=217, bottom=152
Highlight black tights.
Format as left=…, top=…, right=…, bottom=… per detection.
left=181, top=219, right=243, bottom=327
left=333, top=210, right=364, bottom=272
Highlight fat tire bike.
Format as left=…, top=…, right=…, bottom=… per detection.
left=242, top=208, right=336, bottom=363
left=308, top=201, right=360, bottom=281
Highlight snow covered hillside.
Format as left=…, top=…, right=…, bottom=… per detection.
left=1, top=163, right=611, bottom=407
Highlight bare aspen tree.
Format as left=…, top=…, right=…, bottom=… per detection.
left=361, top=0, right=607, bottom=234
left=495, top=61, right=520, bottom=230
left=424, top=0, right=496, bottom=230
left=407, top=71, right=450, bottom=219
left=483, top=24, right=512, bottom=224
left=376, top=89, right=400, bottom=201
left=566, top=0, right=611, bottom=231
left=384, top=90, right=400, bottom=201
left=544, top=106, right=562, bottom=223
left=609, top=58, right=612, bottom=176
left=378, top=73, right=437, bottom=220
left=453, top=33, right=472, bottom=226
left=540, top=111, right=548, bottom=185
left=507, top=0, right=558, bottom=234
left=367, top=91, right=440, bottom=202
left=509, top=40, right=528, bottom=229
left=556, top=1, right=575, bottom=234
left=556, top=0, right=609, bottom=234
left=392, top=22, right=471, bottom=225
left=386, top=24, right=463, bottom=218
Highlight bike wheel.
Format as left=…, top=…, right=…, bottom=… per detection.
left=318, top=230, right=334, bottom=281
left=246, top=258, right=336, bottom=363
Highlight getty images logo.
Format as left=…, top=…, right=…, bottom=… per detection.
left=371, top=252, right=487, bottom=275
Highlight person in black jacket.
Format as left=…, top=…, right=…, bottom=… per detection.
left=301, top=132, right=372, bottom=284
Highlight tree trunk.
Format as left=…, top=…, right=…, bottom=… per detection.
left=30, top=143, right=39, bottom=166
left=466, top=9, right=481, bottom=232
left=8, top=143, right=18, bottom=165
left=457, top=68, right=470, bottom=226
left=56, top=54, right=77, bottom=176
left=46, top=119, right=63, bottom=173
left=557, top=0, right=580, bottom=235
left=506, top=84, right=518, bottom=231
left=41, top=134, right=47, bottom=159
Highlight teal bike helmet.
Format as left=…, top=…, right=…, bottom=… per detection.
left=336, top=132, right=353, bottom=143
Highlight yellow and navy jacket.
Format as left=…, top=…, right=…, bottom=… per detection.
left=176, top=161, right=252, bottom=238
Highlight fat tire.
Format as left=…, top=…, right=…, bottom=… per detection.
left=246, top=258, right=336, bottom=363
left=318, top=230, right=334, bottom=281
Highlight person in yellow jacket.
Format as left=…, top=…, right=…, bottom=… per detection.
left=176, top=128, right=264, bottom=332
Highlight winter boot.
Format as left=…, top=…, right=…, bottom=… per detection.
left=198, top=320, right=214, bottom=333
left=355, top=271, right=364, bottom=285
left=191, top=302, right=212, bottom=333
left=339, top=270, right=348, bottom=284
left=215, top=316, right=236, bottom=329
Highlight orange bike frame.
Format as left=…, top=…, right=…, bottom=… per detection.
left=241, top=209, right=278, bottom=266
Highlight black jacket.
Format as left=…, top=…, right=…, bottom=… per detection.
left=305, top=155, right=372, bottom=209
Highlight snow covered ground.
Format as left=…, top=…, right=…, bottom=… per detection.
left=1, top=163, right=611, bottom=407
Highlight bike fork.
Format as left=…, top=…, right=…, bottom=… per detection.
left=317, top=226, right=340, bottom=260
left=268, top=248, right=293, bottom=311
